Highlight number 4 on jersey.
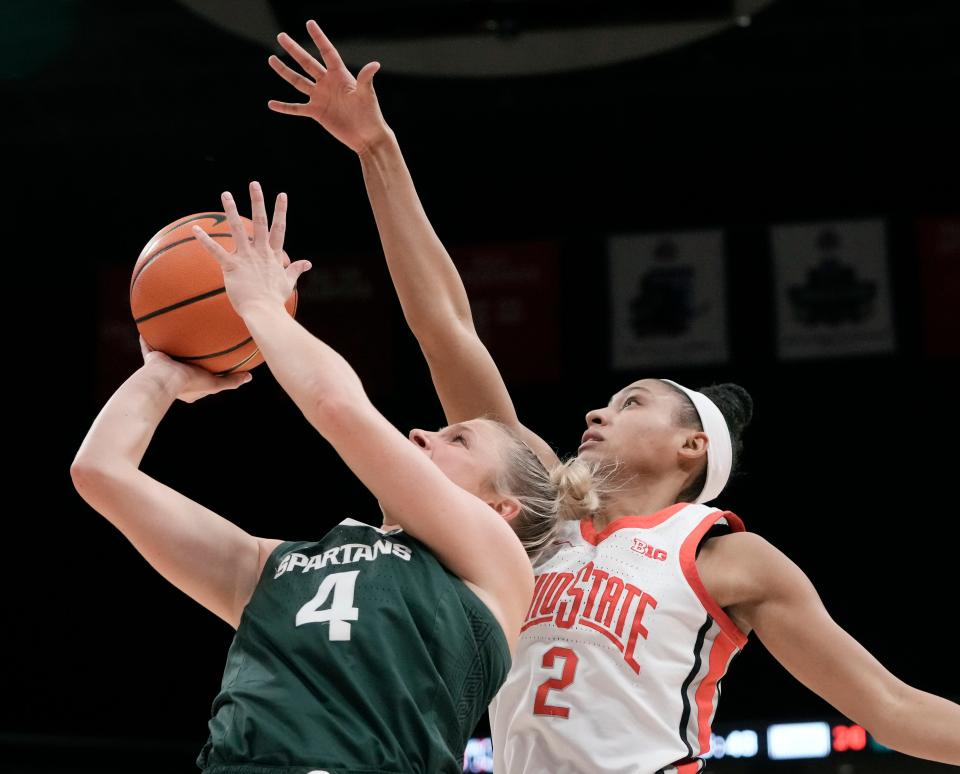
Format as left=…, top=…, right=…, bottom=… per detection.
left=296, top=570, right=360, bottom=641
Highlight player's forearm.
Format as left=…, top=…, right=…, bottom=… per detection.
left=239, top=302, right=368, bottom=423
left=872, top=685, right=960, bottom=765
left=358, top=130, right=474, bottom=341
left=72, top=364, right=185, bottom=473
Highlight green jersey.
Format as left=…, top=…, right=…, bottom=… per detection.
left=196, top=518, right=511, bottom=774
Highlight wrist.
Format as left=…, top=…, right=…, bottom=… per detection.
left=357, top=125, right=397, bottom=160
left=239, top=299, right=288, bottom=322
left=138, top=358, right=191, bottom=397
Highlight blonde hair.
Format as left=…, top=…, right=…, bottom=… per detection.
left=486, top=422, right=605, bottom=559
left=550, top=457, right=603, bottom=521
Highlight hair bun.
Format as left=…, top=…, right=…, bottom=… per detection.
left=550, top=458, right=602, bottom=521
left=701, top=383, right=753, bottom=435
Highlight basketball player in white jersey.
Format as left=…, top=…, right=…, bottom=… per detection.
left=265, top=22, right=960, bottom=771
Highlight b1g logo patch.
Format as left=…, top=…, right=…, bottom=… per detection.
left=631, top=538, right=667, bottom=561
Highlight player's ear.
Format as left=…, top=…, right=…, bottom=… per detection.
left=678, top=431, right=708, bottom=461
left=490, top=497, right=521, bottom=522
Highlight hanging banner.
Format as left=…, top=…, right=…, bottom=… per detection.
left=451, top=240, right=561, bottom=383
left=771, top=219, right=895, bottom=360
left=916, top=215, right=960, bottom=357
left=608, top=230, right=728, bottom=370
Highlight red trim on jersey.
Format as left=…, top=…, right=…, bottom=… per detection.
left=693, top=630, right=739, bottom=753
left=679, top=511, right=748, bottom=649
left=677, top=762, right=701, bottom=774
left=579, top=503, right=689, bottom=545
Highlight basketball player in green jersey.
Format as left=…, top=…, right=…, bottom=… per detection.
left=71, top=183, right=599, bottom=773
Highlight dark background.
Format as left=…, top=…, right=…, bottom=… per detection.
left=5, top=1, right=959, bottom=771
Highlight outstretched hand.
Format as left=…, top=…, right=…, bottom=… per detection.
left=138, top=335, right=252, bottom=403
left=268, top=20, right=387, bottom=154
left=191, top=182, right=311, bottom=319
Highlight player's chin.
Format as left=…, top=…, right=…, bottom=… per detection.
left=576, top=442, right=605, bottom=461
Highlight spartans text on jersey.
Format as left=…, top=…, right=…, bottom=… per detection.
left=275, top=540, right=413, bottom=578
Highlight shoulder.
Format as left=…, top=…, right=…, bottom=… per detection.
left=697, top=531, right=808, bottom=612
left=699, top=530, right=776, bottom=563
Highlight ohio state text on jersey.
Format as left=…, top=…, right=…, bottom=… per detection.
left=489, top=503, right=748, bottom=774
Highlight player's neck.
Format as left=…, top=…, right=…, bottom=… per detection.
left=592, top=477, right=685, bottom=531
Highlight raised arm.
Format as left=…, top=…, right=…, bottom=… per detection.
left=266, top=21, right=558, bottom=468
left=193, top=185, right=534, bottom=634
left=704, top=532, right=960, bottom=766
left=70, top=348, right=281, bottom=629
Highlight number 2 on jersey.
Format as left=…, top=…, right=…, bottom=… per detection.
left=296, top=570, right=360, bottom=641
left=533, top=646, right=579, bottom=718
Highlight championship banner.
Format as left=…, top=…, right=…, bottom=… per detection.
left=771, top=219, right=895, bottom=360
left=916, top=216, right=960, bottom=357
left=608, top=231, right=728, bottom=370
left=450, top=240, right=561, bottom=383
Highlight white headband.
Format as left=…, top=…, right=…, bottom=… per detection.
left=659, top=380, right=733, bottom=504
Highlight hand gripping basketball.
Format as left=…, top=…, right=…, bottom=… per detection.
left=191, top=182, right=312, bottom=320
left=139, top=335, right=252, bottom=404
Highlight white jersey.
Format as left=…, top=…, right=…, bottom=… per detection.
left=490, top=503, right=747, bottom=774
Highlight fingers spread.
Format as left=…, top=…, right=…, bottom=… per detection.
left=268, top=55, right=315, bottom=96
left=277, top=31, right=326, bottom=79
left=249, top=181, right=270, bottom=246
left=220, top=191, right=250, bottom=252
left=192, top=225, right=231, bottom=263
left=306, top=20, right=344, bottom=72
left=289, top=259, right=312, bottom=284
left=268, top=99, right=309, bottom=116
left=269, top=192, right=288, bottom=255
left=356, top=61, right=381, bottom=92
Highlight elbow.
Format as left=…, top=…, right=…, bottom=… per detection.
left=415, top=316, right=477, bottom=360
left=405, top=304, right=471, bottom=333
left=308, top=392, right=374, bottom=440
left=308, top=394, right=339, bottom=434
left=70, top=458, right=129, bottom=492
left=69, top=462, right=109, bottom=509
left=860, top=682, right=907, bottom=749
left=70, top=459, right=101, bottom=491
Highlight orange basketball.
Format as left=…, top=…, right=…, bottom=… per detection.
left=130, top=212, right=298, bottom=374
